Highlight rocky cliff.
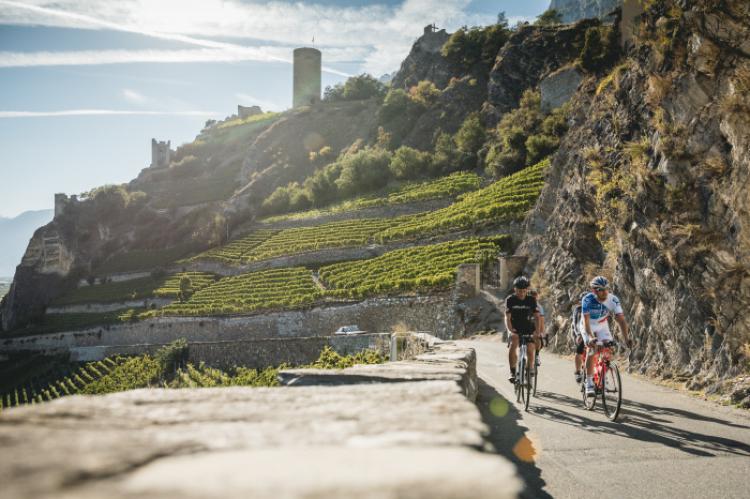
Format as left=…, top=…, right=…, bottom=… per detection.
left=549, top=0, right=622, bottom=23
left=523, top=0, right=750, bottom=399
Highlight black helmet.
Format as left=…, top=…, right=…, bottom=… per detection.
left=513, top=276, right=530, bottom=289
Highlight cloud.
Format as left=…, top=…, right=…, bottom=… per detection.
left=122, top=88, right=146, bottom=103
left=0, top=109, right=219, bottom=118
left=0, top=0, right=497, bottom=75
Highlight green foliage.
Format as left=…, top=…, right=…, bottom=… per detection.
left=408, top=80, right=441, bottom=107
left=485, top=91, right=567, bottom=178
left=535, top=8, right=563, bottom=26
left=155, top=338, right=189, bottom=377
left=154, top=267, right=321, bottom=316
left=217, top=112, right=280, bottom=130
left=51, top=272, right=216, bottom=305
left=432, top=132, right=463, bottom=175
left=309, top=346, right=384, bottom=369
left=454, top=112, right=487, bottom=161
left=389, top=146, right=432, bottom=180
left=334, top=147, right=393, bottom=197
left=324, top=74, right=387, bottom=102
left=378, top=158, right=548, bottom=242
left=579, top=26, right=620, bottom=73
left=260, top=172, right=481, bottom=223
left=97, top=242, right=198, bottom=274
left=81, top=356, right=161, bottom=394
left=320, top=237, right=510, bottom=299
left=377, top=88, right=426, bottom=147
left=187, top=230, right=278, bottom=265
left=442, top=24, right=510, bottom=67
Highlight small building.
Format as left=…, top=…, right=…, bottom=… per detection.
left=238, top=105, right=263, bottom=119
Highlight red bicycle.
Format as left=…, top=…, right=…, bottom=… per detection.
left=580, top=340, right=623, bottom=421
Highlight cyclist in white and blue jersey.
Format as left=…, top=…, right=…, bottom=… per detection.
left=580, top=276, right=633, bottom=396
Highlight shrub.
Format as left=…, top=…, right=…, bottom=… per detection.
left=432, top=132, right=461, bottom=174
left=525, top=134, right=559, bottom=165
left=324, top=74, right=387, bottom=102
left=335, top=147, right=393, bottom=197
left=442, top=25, right=510, bottom=68
left=389, top=146, right=432, bottom=180
left=535, top=8, right=562, bottom=26
left=454, top=112, right=486, bottom=160
left=409, top=80, right=441, bottom=107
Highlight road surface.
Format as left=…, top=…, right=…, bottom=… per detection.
left=461, top=337, right=750, bottom=499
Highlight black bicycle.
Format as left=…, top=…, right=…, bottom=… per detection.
left=514, top=335, right=535, bottom=411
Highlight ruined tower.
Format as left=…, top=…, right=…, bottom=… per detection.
left=151, top=139, right=171, bottom=169
left=293, top=47, right=322, bottom=108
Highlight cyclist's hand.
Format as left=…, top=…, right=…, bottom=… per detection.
left=587, top=338, right=597, bottom=347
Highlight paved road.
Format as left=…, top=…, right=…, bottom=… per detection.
left=461, top=337, right=750, bottom=499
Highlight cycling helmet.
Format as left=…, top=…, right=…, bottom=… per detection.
left=590, top=275, right=609, bottom=290
left=513, top=276, right=530, bottom=289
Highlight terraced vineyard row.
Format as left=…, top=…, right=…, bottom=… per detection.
left=190, top=161, right=546, bottom=266
left=320, top=237, right=510, bottom=299
left=153, top=267, right=322, bottom=316
left=184, top=229, right=279, bottom=265
left=376, top=159, right=548, bottom=242
left=51, top=272, right=216, bottom=306
left=0, top=357, right=127, bottom=409
left=261, top=171, right=482, bottom=223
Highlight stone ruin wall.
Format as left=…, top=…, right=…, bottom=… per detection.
left=1, top=294, right=462, bottom=354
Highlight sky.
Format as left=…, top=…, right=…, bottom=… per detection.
left=0, top=0, right=551, bottom=218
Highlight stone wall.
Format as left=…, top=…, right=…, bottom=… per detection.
left=46, top=298, right=172, bottom=315
left=71, top=333, right=390, bottom=368
left=1, top=294, right=461, bottom=352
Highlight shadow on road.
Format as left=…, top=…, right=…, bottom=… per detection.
left=531, top=391, right=750, bottom=458
left=476, top=378, right=552, bottom=499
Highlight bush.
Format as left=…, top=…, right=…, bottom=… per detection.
left=535, top=8, right=563, bottom=26
left=389, top=146, right=432, bottom=180
left=525, top=134, right=559, bottom=165
left=432, top=132, right=461, bottom=174
left=324, top=74, right=387, bottom=102
left=454, top=112, right=486, bottom=159
left=442, top=24, right=510, bottom=68
left=334, top=147, right=393, bottom=197
left=409, top=80, right=441, bottom=107
left=579, top=26, right=620, bottom=73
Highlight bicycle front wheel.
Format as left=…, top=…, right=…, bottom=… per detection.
left=602, top=363, right=622, bottom=421
left=518, top=358, right=526, bottom=406
left=524, top=363, right=532, bottom=411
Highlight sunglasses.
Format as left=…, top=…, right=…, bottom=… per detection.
left=593, top=287, right=608, bottom=292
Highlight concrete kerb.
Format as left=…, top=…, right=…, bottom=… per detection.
left=279, top=333, right=480, bottom=402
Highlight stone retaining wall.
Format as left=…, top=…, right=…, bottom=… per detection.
left=46, top=297, right=172, bottom=314
left=1, top=294, right=461, bottom=352
left=71, top=333, right=390, bottom=368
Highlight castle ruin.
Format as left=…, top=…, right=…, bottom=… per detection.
left=293, top=47, right=322, bottom=108
left=150, top=139, right=172, bottom=169
left=238, top=105, right=263, bottom=119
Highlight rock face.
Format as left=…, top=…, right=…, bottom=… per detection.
left=520, top=0, right=750, bottom=395
left=483, top=20, right=599, bottom=125
left=549, top=0, right=622, bottom=23
left=540, top=66, right=584, bottom=111
left=391, top=26, right=456, bottom=90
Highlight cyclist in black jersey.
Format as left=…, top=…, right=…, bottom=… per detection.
left=505, top=276, right=541, bottom=384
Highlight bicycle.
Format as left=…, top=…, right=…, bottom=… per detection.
left=513, top=334, right=535, bottom=411
left=579, top=340, right=623, bottom=421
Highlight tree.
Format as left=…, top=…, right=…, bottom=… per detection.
left=454, top=112, right=486, bottom=158
left=432, top=132, right=461, bottom=174
left=409, top=80, right=441, bottom=107
left=178, top=276, right=192, bottom=303
left=496, top=11, right=508, bottom=28
left=580, top=27, right=604, bottom=72
left=334, top=148, right=392, bottom=197
left=536, top=9, right=563, bottom=26
left=389, top=146, right=432, bottom=180
left=324, top=74, right=386, bottom=102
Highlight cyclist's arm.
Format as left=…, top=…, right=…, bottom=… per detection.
left=582, top=313, right=594, bottom=344
left=534, top=310, right=541, bottom=338
left=505, top=311, right=516, bottom=335
left=614, top=313, right=630, bottom=342
left=537, top=312, right=545, bottom=337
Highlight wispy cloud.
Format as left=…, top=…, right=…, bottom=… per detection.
left=121, top=88, right=146, bottom=103
left=0, top=0, right=497, bottom=75
left=0, top=109, right=218, bottom=118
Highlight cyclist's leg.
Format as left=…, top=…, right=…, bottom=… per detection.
left=508, top=333, right=519, bottom=382
left=574, top=338, right=584, bottom=382
left=527, top=338, right=536, bottom=372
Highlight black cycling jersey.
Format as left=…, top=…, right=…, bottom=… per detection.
left=505, top=294, right=538, bottom=335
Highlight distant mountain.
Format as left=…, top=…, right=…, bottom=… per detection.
left=0, top=209, right=53, bottom=277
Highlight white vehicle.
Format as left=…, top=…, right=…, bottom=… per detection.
left=334, top=325, right=364, bottom=335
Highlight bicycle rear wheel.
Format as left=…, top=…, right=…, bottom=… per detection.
left=601, top=363, right=622, bottom=421
left=524, top=363, right=532, bottom=411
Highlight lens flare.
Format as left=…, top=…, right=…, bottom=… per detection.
left=512, top=435, right=537, bottom=463
left=489, top=397, right=509, bottom=417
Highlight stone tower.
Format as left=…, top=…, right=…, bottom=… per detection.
left=293, top=47, right=322, bottom=108
left=151, top=138, right=171, bottom=169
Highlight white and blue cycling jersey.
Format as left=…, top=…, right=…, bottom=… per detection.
left=578, top=292, right=623, bottom=343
